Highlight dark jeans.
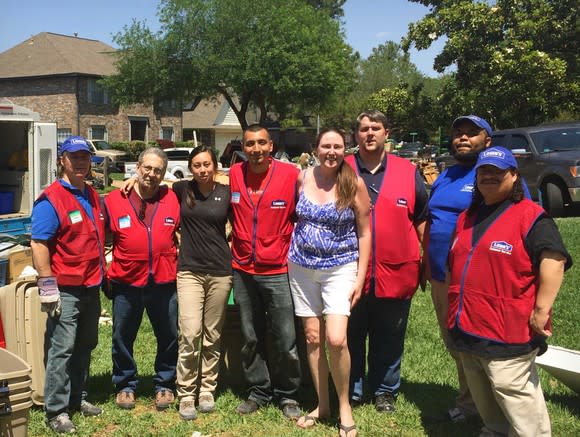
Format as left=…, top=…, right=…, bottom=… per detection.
left=112, top=282, right=178, bottom=393
left=44, top=286, right=100, bottom=419
left=233, top=270, right=301, bottom=406
left=347, top=292, right=412, bottom=400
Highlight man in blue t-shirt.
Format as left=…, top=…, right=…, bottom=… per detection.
left=426, top=115, right=492, bottom=423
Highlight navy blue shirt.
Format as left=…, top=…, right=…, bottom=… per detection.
left=353, top=152, right=428, bottom=223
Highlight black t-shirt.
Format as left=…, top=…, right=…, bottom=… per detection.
left=450, top=199, right=572, bottom=358
left=172, top=180, right=232, bottom=276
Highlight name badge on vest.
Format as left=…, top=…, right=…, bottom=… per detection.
left=490, top=241, right=513, bottom=255
left=118, top=215, right=131, bottom=229
left=68, top=210, right=82, bottom=224
left=164, top=217, right=175, bottom=226
left=461, top=183, right=474, bottom=193
left=271, top=200, right=287, bottom=209
left=231, top=192, right=241, bottom=204
left=396, top=198, right=408, bottom=208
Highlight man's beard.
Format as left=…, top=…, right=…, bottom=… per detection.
left=452, top=149, right=480, bottom=164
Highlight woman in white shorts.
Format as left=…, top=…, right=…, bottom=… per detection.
left=288, top=128, right=370, bottom=437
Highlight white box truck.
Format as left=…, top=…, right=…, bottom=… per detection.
left=0, top=101, right=57, bottom=236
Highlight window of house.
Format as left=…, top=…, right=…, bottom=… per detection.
left=57, top=128, right=72, bottom=144
left=89, top=125, right=107, bottom=141
left=161, top=127, right=174, bottom=141
left=87, top=78, right=109, bottom=104
left=158, top=99, right=177, bottom=109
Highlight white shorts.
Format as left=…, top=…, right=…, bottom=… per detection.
left=288, top=260, right=357, bottom=317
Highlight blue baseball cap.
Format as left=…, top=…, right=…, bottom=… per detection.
left=475, top=146, right=518, bottom=170
left=452, top=115, right=493, bottom=136
left=59, top=136, right=93, bottom=155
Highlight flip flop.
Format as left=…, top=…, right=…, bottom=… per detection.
left=297, top=415, right=322, bottom=429
left=339, top=423, right=357, bottom=437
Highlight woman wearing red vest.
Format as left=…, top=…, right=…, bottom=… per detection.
left=448, top=147, right=571, bottom=436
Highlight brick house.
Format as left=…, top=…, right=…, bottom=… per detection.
left=0, top=32, right=181, bottom=144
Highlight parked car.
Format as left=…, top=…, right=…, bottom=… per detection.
left=124, top=147, right=193, bottom=180
left=491, top=122, right=580, bottom=216
left=396, top=142, right=424, bottom=159
left=86, top=139, right=127, bottom=171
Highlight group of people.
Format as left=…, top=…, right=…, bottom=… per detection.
left=31, top=111, right=570, bottom=437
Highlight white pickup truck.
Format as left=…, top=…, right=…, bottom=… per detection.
left=124, top=147, right=193, bottom=180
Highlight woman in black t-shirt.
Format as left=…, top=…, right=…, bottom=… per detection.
left=172, top=146, right=232, bottom=421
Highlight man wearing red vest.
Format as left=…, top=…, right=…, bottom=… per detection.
left=31, top=136, right=106, bottom=434
left=448, top=147, right=571, bottom=436
left=229, top=124, right=302, bottom=419
left=345, top=110, right=428, bottom=413
left=104, top=147, right=180, bottom=412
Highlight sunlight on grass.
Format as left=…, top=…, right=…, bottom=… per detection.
left=26, top=217, right=580, bottom=436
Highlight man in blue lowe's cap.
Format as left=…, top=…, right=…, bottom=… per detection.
left=31, top=135, right=105, bottom=433
left=424, top=115, right=494, bottom=423
left=446, top=146, right=572, bottom=435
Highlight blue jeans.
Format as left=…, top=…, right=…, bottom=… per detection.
left=112, top=282, right=178, bottom=393
left=347, top=292, right=412, bottom=400
left=233, top=270, right=301, bottom=406
left=44, top=286, right=100, bottom=419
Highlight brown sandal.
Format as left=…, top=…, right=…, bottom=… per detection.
left=339, top=423, right=357, bottom=437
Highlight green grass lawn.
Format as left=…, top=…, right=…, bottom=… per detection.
left=27, top=217, right=580, bottom=436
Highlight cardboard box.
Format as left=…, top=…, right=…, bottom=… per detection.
left=8, top=248, right=33, bottom=283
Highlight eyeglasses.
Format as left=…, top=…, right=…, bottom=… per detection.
left=138, top=200, right=147, bottom=221
left=140, top=165, right=164, bottom=176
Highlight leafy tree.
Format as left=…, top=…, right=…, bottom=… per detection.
left=403, top=0, right=579, bottom=127
left=104, top=0, right=356, bottom=129
left=306, top=0, right=346, bottom=19
left=359, top=42, right=424, bottom=96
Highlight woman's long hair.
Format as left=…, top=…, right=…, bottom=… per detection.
left=468, top=168, right=525, bottom=214
left=185, top=145, right=218, bottom=209
left=316, top=128, right=358, bottom=211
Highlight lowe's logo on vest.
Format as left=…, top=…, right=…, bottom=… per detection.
left=490, top=241, right=513, bottom=255
left=396, top=198, right=408, bottom=208
left=271, top=200, right=287, bottom=209
left=482, top=150, right=505, bottom=159
left=461, top=183, right=474, bottom=193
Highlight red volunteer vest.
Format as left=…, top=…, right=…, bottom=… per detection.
left=229, top=159, right=298, bottom=268
left=42, top=181, right=105, bottom=287
left=105, top=187, right=179, bottom=287
left=448, top=199, right=545, bottom=344
left=346, top=154, right=420, bottom=299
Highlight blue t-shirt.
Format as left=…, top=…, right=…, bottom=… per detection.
left=427, top=165, right=476, bottom=281
left=289, top=190, right=358, bottom=270
left=31, top=179, right=95, bottom=241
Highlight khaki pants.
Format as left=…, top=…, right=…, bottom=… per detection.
left=176, top=271, right=232, bottom=401
left=431, top=278, right=478, bottom=416
left=459, top=349, right=551, bottom=437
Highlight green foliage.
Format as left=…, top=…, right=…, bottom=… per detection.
left=306, top=0, right=346, bottom=19
left=104, top=0, right=357, bottom=130
left=124, top=140, right=148, bottom=161
left=403, top=0, right=580, bottom=128
left=321, top=41, right=445, bottom=141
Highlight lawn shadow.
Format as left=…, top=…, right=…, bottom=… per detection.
left=86, top=370, right=161, bottom=404
left=545, top=391, right=580, bottom=418
left=401, top=379, right=482, bottom=437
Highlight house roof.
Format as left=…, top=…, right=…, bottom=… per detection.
left=182, top=96, right=242, bottom=130
left=0, top=32, right=117, bottom=79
